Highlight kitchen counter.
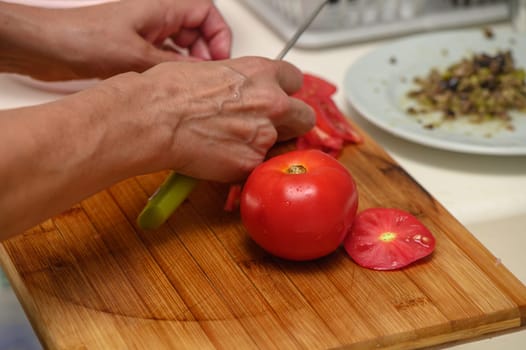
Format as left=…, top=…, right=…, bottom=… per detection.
left=0, top=0, right=525, bottom=349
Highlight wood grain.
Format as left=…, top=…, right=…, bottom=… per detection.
left=1, top=124, right=525, bottom=349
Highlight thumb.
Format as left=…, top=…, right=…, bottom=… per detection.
left=139, top=38, right=204, bottom=66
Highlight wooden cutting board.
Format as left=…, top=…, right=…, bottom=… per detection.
left=1, top=123, right=525, bottom=350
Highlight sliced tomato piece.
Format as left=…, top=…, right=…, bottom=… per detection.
left=293, top=73, right=362, bottom=156
left=296, top=136, right=340, bottom=158
left=297, top=125, right=343, bottom=150
left=344, top=208, right=436, bottom=270
left=316, top=96, right=363, bottom=144
left=224, top=184, right=242, bottom=212
left=294, top=73, right=337, bottom=99
left=303, top=96, right=363, bottom=145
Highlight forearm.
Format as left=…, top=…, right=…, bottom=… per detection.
left=0, top=2, right=47, bottom=75
left=0, top=73, right=165, bottom=239
left=0, top=1, right=96, bottom=80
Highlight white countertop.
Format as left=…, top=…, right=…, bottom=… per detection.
left=0, top=0, right=524, bottom=348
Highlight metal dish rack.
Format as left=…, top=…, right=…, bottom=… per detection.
left=238, top=0, right=512, bottom=48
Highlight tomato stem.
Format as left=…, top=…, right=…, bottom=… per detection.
left=287, top=164, right=307, bottom=174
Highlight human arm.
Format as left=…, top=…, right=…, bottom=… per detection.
left=0, top=57, right=315, bottom=239
left=0, top=0, right=232, bottom=81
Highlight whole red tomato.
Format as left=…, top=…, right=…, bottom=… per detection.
left=240, top=149, right=358, bottom=261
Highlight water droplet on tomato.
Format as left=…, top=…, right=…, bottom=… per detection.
left=412, top=233, right=430, bottom=247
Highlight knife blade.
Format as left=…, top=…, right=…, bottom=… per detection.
left=275, top=0, right=330, bottom=60
left=137, top=0, right=330, bottom=230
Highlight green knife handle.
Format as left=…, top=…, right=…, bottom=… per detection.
left=137, top=172, right=198, bottom=230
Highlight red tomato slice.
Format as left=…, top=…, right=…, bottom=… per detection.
left=344, top=208, right=436, bottom=270
left=294, top=73, right=337, bottom=99
left=224, top=184, right=242, bottom=212
left=314, top=96, right=363, bottom=144
left=296, top=126, right=343, bottom=153
left=293, top=73, right=362, bottom=157
left=302, top=96, right=363, bottom=145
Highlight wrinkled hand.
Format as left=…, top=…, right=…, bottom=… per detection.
left=4, top=0, right=231, bottom=80
left=96, top=57, right=315, bottom=182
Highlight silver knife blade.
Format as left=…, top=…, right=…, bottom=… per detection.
left=275, top=0, right=330, bottom=60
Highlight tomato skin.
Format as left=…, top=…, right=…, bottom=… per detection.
left=344, top=208, right=436, bottom=270
left=240, top=149, right=358, bottom=261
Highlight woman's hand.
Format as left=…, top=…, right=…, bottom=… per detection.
left=0, top=0, right=232, bottom=80
left=96, top=57, right=316, bottom=182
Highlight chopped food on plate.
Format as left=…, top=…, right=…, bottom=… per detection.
left=406, top=50, right=526, bottom=129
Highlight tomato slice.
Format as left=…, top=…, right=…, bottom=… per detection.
left=224, top=184, right=242, bottom=212
left=296, top=125, right=343, bottom=153
left=294, top=73, right=337, bottom=99
left=293, top=73, right=362, bottom=157
left=314, top=96, right=363, bottom=144
left=344, top=208, right=436, bottom=270
left=302, top=96, right=363, bottom=145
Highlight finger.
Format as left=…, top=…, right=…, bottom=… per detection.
left=171, top=28, right=200, bottom=50
left=152, top=49, right=203, bottom=63
left=170, top=9, right=231, bottom=60
left=169, top=29, right=210, bottom=60
left=274, top=60, right=305, bottom=95
left=207, top=29, right=232, bottom=60
left=189, top=37, right=212, bottom=61
left=128, top=35, right=202, bottom=68
left=198, top=6, right=232, bottom=59
left=275, top=97, right=316, bottom=141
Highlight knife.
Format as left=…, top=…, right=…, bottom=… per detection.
left=137, top=0, right=330, bottom=230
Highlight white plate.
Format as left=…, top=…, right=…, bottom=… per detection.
left=344, top=28, right=526, bottom=155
